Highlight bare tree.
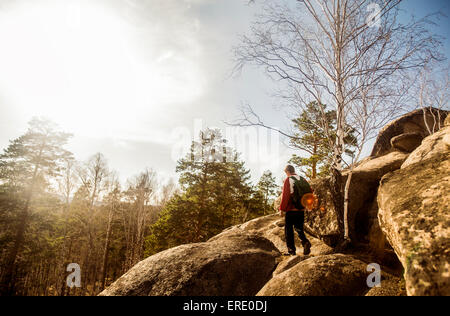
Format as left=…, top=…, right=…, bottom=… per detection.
left=412, top=62, right=450, bottom=134
left=122, top=169, right=158, bottom=271
left=77, top=153, right=109, bottom=294
left=58, top=159, right=78, bottom=207
left=100, top=172, right=121, bottom=290
left=231, top=0, right=442, bottom=245
left=157, top=178, right=178, bottom=208
left=56, top=158, right=78, bottom=296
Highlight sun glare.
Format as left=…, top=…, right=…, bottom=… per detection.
left=0, top=1, right=203, bottom=139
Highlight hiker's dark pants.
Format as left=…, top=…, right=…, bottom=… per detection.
left=285, top=210, right=309, bottom=253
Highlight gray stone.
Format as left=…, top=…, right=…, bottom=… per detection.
left=257, top=254, right=370, bottom=296
left=365, top=276, right=406, bottom=296
left=390, top=132, right=423, bottom=153
left=309, top=151, right=409, bottom=244
left=273, top=255, right=312, bottom=276
left=371, top=108, right=448, bottom=157
left=210, top=214, right=333, bottom=256
left=99, top=232, right=280, bottom=296
left=401, top=125, right=450, bottom=169
left=378, top=153, right=450, bottom=296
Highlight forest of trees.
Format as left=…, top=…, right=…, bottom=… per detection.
left=0, top=120, right=278, bottom=296
left=0, top=0, right=447, bottom=298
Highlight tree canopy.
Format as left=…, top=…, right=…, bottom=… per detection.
left=146, top=129, right=271, bottom=255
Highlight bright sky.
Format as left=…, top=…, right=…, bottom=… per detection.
left=0, top=0, right=449, bottom=186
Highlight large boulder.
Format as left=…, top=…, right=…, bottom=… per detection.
left=256, top=254, right=370, bottom=296
left=365, top=276, right=406, bottom=296
left=272, top=255, right=312, bottom=276
left=378, top=151, right=450, bottom=296
left=99, top=232, right=280, bottom=296
left=345, top=151, right=410, bottom=242
left=210, top=214, right=333, bottom=256
left=370, top=108, right=448, bottom=157
left=445, top=113, right=450, bottom=127
left=401, top=125, right=450, bottom=169
left=309, top=151, right=409, bottom=245
left=306, top=178, right=342, bottom=246
left=367, top=199, right=389, bottom=252
left=391, top=132, right=423, bottom=153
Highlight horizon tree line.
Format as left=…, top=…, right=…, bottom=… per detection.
left=0, top=119, right=279, bottom=296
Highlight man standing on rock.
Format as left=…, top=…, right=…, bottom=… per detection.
left=279, top=165, right=312, bottom=256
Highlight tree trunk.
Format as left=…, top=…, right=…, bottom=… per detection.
left=312, top=160, right=317, bottom=180
left=312, top=140, right=318, bottom=179
left=343, top=169, right=354, bottom=241
left=0, top=200, right=31, bottom=295
left=332, top=1, right=347, bottom=246
left=330, top=167, right=345, bottom=245
left=0, top=159, right=41, bottom=296
left=100, top=208, right=114, bottom=290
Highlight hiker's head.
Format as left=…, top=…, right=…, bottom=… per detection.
left=284, top=165, right=296, bottom=176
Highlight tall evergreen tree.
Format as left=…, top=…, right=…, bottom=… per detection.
left=256, top=170, right=277, bottom=214
left=146, top=129, right=260, bottom=255
left=0, top=118, right=72, bottom=295
left=289, top=102, right=357, bottom=179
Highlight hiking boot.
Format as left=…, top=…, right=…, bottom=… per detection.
left=283, top=250, right=296, bottom=256
left=302, top=241, right=311, bottom=255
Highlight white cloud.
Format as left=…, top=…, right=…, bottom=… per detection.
left=0, top=0, right=292, bottom=184
left=0, top=0, right=207, bottom=140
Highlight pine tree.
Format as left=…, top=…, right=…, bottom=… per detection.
left=256, top=170, right=277, bottom=214
left=289, top=102, right=357, bottom=179
left=122, top=169, right=157, bottom=270
left=0, top=118, right=73, bottom=295
left=146, top=129, right=258, bottom=255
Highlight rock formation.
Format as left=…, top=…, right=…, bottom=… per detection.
left=209, top=214, right=334, bottom=257
left=99, top=232, right=280, bottom=296
left=378, top=130, right=450, bottom=295
left=306, top=151, right=410, bottom=246
left=390, top=132, right=423, bottom=153
left=365, top=276, right=406, bottom=296
left=257, top=254, right=371, bottom=296
left=401, top=123, right=450, bottom=168
left=101, top=108, right=449, bottom=297
left=370, top=108, right=448, bottom=157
